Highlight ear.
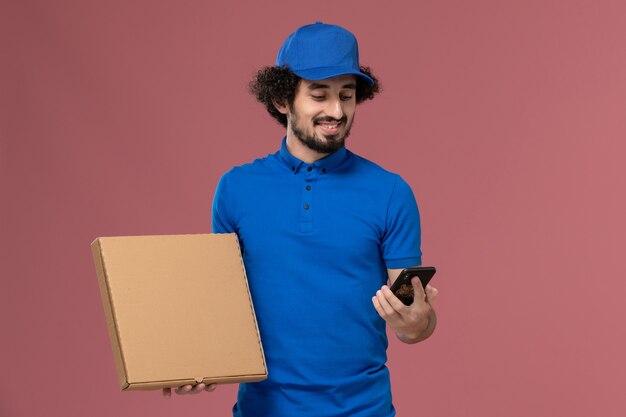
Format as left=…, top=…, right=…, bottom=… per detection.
left=272, top=99, right=289, bottom=115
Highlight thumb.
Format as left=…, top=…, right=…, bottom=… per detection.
left=411, top=276, right=426, bottom=303
left=162, top=387, right=172, bottom=398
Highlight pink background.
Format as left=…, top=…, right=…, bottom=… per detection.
left=2, top=1, right=625, bottom=416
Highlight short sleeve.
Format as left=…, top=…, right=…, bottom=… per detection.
left=381, top=176, right=422, bottom=268
left=211, top=173, right=236, bottom=234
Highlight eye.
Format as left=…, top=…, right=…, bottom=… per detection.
left=311, top=95, right=326, bottom=101
left=340, top=95, right=353, bottom=101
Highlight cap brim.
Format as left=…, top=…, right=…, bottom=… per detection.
left=291, top=66, right=374, bottom=85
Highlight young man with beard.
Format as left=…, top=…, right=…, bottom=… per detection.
left=166, top=22, right=438, bottom=417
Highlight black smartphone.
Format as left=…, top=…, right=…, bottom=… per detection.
left=390, top=266, right=437, bottom=306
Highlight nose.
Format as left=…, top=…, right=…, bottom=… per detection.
left=325, top=97, right=345, bottom=120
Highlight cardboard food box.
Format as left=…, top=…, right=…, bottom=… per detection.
left=91, top=233, right=267, bottom=390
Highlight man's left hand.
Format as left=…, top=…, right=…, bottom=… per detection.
left=372, top=277, right=438, bottom=344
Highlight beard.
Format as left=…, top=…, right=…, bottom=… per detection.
left=289, top=112, right=353, bottom=154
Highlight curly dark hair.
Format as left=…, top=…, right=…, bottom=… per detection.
left=249, top=66, right=381, bottom=127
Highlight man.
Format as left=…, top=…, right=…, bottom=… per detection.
left=165, top=22, right=438, bottom=417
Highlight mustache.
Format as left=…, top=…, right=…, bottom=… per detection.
left=314, top=116, right=348, bottom=124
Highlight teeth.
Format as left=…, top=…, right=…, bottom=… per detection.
left=321, top=124, right=338, bottom=129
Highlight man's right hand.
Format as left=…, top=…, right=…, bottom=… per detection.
left=162, top=383, right=217, bottom=398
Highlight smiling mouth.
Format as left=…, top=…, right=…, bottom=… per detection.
left=316, top=122, right=342, bottom=137
left=315, top=117, right=346, bottom=136
left=316, top=121, right=341, bottom=128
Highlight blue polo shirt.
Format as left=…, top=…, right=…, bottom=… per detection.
left=212, top=138, right=421, bottom=417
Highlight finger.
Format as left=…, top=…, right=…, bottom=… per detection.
left=205, top=383, right=217, bottom=392
left=425, top=285, right=438, bottom=304
left=380, top=285, right=408, bottom=311
left=376, top=288, right=400, bottom=317
left=175, top=384, right=193, bottom=395
left=162, top=387, right=171, bottom=398
left=372, top=296, right=385, bottom=318
left=191, top=383, right=206, bottom=394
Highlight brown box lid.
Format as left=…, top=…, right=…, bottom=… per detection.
left=91, top=233, right=267, bottom=390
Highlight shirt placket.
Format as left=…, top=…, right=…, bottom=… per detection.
left=300, top=164, right=320, bottom=233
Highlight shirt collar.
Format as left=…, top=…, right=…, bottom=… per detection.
left=277, top=136, right=349, bottom=174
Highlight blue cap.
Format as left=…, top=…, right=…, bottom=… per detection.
left=276, top=22, right=374, bottom=85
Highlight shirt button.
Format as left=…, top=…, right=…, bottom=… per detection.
left=322, top=168, right=327, bottom=173
left=307, top=167, right=312, bottom=172
left=303, top=204, right=310, bottom=210
left=291, top=166, right=295, bottom=171
left=305, top=185, right=311, bottom=191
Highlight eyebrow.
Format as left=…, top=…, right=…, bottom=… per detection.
left=307, top=82, right=357, bottom=90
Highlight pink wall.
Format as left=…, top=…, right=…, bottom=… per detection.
left=2, top=1, right=625, bottom=416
